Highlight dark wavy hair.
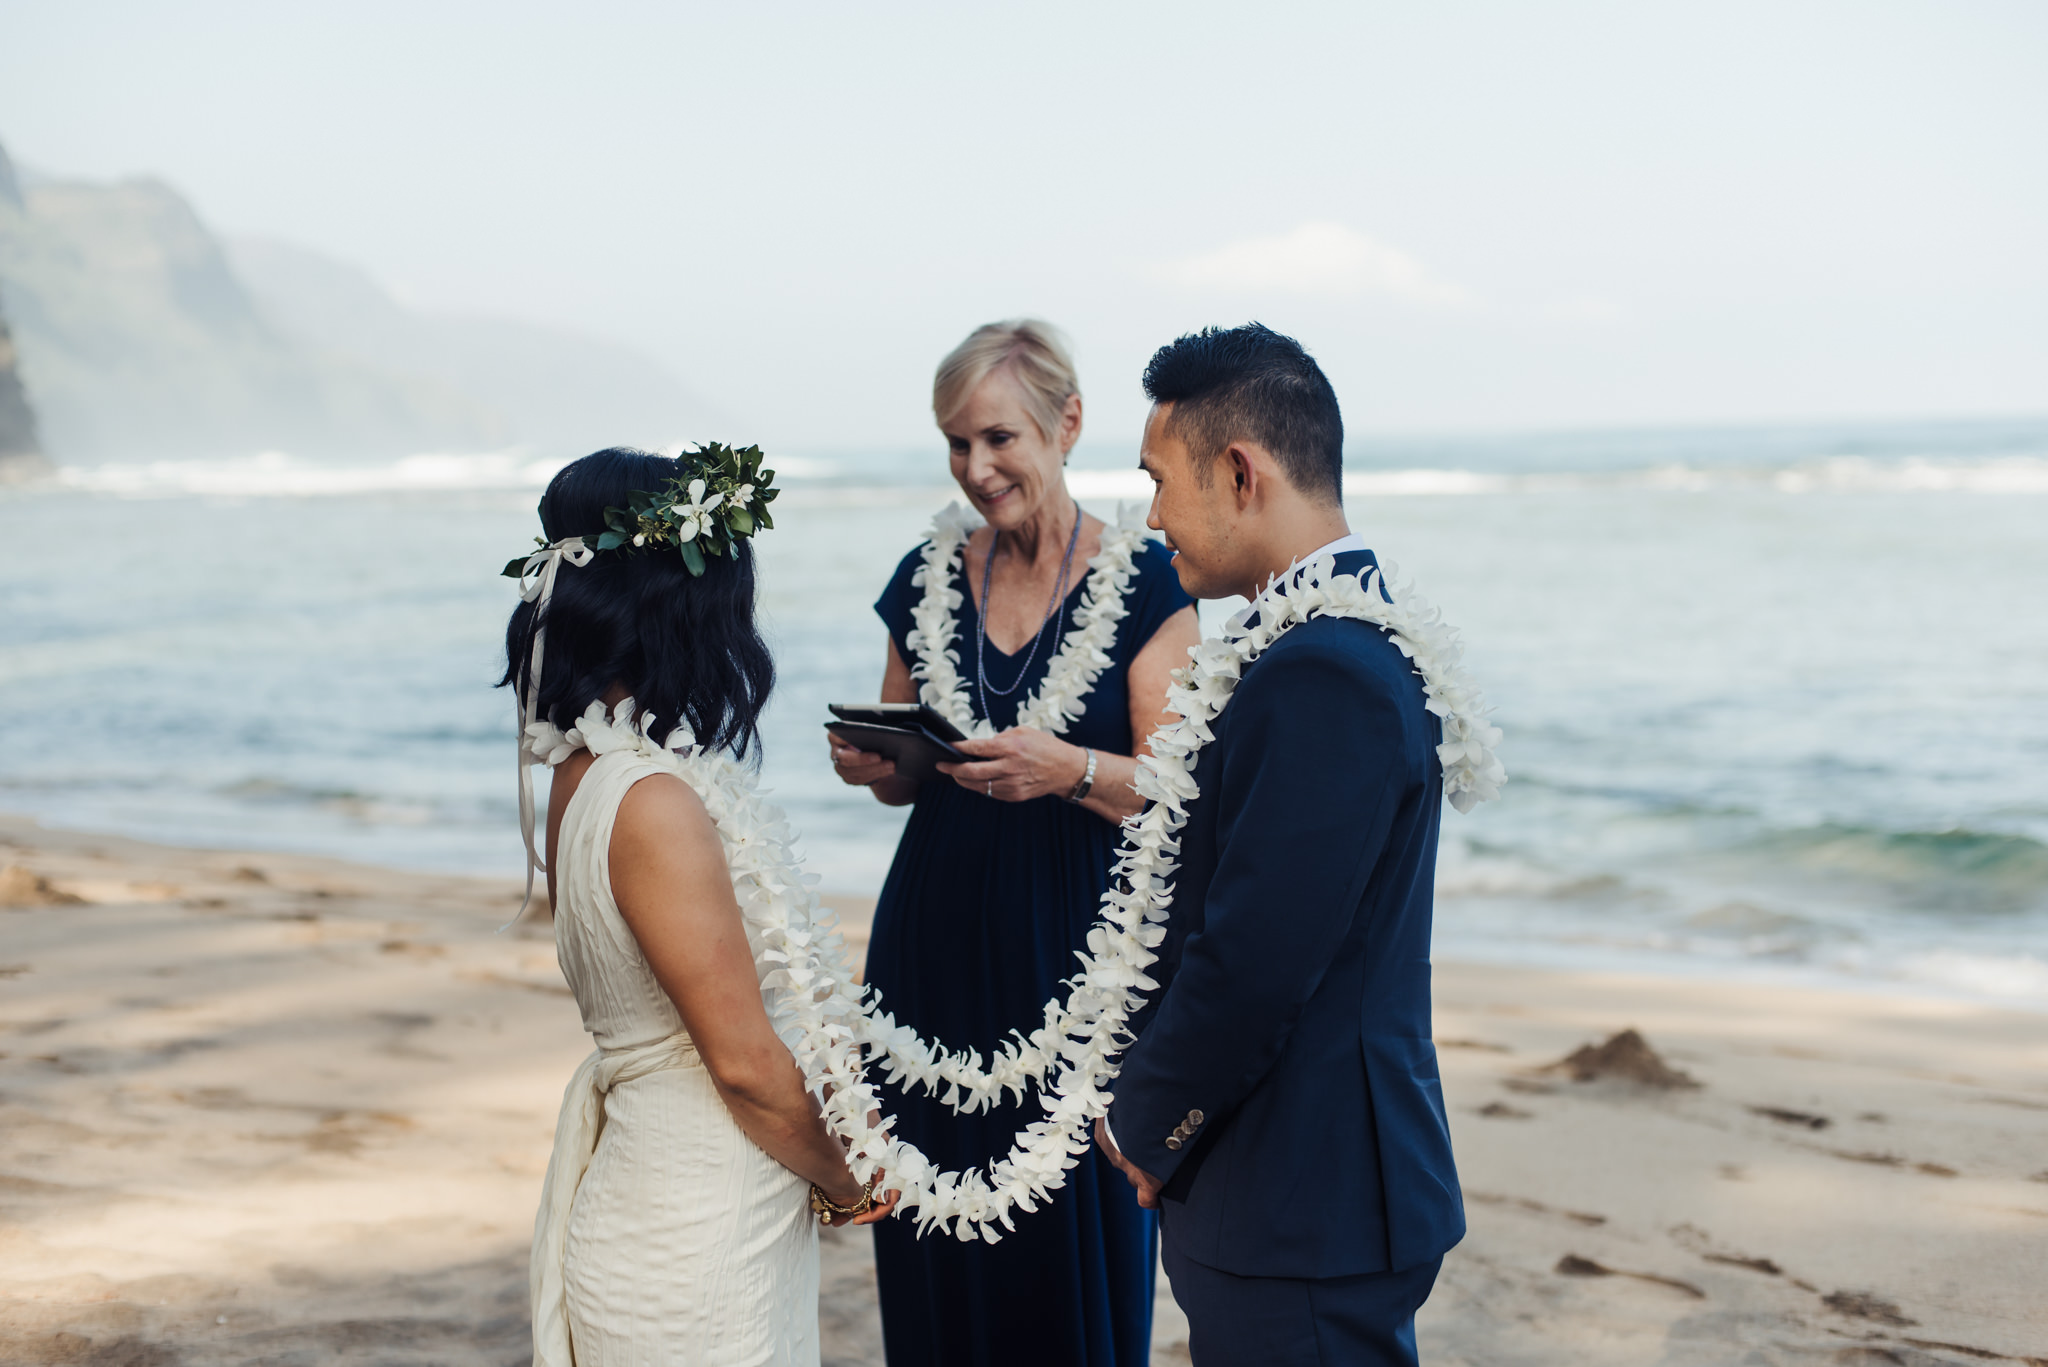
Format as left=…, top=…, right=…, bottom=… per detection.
left=500, top=447, right=774, bottom=759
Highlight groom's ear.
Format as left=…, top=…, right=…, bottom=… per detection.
left=1223, top=443, right=1258, bottom=509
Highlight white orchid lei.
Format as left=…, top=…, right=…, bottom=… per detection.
left=906, top=502, right=1149, bottom=738
left=525, top=551, right=1501, bottom=1240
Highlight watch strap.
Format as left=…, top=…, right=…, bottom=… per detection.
left=1066, top=748, right=1098, bottom=803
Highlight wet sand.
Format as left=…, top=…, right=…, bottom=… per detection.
left=1, top=815, right=2042, bottom=1365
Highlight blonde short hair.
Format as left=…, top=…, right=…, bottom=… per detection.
left=933, top=319, right=1080, bottom=443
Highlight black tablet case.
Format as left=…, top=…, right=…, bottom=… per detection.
left=825, top=703, right=971, bottom=783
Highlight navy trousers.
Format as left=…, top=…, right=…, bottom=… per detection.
left=1162, top=1235, right=1442, bottom=1367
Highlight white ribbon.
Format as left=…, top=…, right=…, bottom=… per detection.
left=511, top=537, right=595, bottom=925
left=529, top=1032, right=702, bottom=1367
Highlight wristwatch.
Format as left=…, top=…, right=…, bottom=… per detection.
left=1066, top=748, right=1098, bottom=803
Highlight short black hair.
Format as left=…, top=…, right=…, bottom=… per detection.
left=1141, top=323, right=1343, bottom=504
left=500, top=447, right=775, bottom=759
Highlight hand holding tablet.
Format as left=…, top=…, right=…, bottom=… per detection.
left=825, top=703, right=971, bottom=783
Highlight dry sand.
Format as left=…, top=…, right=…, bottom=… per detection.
left=1420, top=969, right=2047, bottom=1366
left=1, top=814, right=2042, bottom=1366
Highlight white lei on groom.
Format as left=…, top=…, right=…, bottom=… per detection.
left=525, top=542, right=1503, bottom=1240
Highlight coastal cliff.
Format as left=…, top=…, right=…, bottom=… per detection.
left=0, top=136, right=718, bottom=464
left=0, top=144, right=45, bottom=478
left=0, top=139, right=502, bottom=462
left=0, top=308, right=41, bottom=471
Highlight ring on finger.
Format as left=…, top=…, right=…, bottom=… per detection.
left=985, top=780, right=993, bottom=798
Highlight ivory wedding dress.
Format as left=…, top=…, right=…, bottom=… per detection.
left=530, top=745, right=819, bottom=1367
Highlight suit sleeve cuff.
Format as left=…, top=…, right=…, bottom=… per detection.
left=1106, top=1098, right=1208, bottom=1186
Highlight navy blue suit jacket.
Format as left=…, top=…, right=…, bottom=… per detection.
left=1107, top=549, right=1465, bottom=1280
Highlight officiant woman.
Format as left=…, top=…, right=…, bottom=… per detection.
left=829, top=319, right=1198, bottom=1366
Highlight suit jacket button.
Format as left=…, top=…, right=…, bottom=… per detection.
left=1164, top=1136, right=1183, bottom=1151
left=1188, top=1109, right=1204, bottom=1126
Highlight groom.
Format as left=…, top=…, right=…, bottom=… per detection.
left=1097, top=323, right=1463, bottom=1365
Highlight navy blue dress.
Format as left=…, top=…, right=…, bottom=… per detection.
left=866, top=531, right=1194, bottom=1367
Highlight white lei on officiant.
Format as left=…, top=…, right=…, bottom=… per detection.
left=906, top=500, right=1151, bottom=738
left=519, top=535, right=1503, bottom=1239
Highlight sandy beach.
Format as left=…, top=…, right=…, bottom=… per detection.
left=2, top=814, right=2043, bottom=1366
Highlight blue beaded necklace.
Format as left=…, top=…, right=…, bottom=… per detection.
left=974, top=507, right=1083, bottom=721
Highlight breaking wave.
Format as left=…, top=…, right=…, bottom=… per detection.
left=1737, top=823, right=2048, bottom=915
left=15, top=444, right=2048, bottom=503
left=1075, top=456, right=2048, bottom=500
left=42, top=449, right=844, bottom=498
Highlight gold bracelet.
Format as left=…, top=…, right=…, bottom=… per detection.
left=808, top=1179, right=877, bottom=1224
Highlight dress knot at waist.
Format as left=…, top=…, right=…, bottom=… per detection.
left=593, top=1032, right=701, bottom=1094
left=531, top=1030, right=702, bottom=1367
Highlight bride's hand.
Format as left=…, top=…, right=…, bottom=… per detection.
left=850, top=1174, right=901, bottom=1227
left=828, top=1111, right=899, bottom=1225
left=818, top=1171, right=900, bottom=1227
left=936, top=728, right=1086, bottom=803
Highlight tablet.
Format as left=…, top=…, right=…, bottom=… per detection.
left=826, top=702, right=973, bottom=784
left=824, top=721, right=971, bottom=784
left=827, top=702, right=969, bottom=744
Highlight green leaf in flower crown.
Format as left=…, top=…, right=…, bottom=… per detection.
left=757, top=507, right=775, bottom=530
left=727, top=506, right=754, bottom=536
left=595, top=530, right=629, bottom=552
left=679, top=539, right=705, bottom=576
left=502, top=557, right=530, bottom=578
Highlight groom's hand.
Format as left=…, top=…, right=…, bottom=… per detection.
left=1094, top=1116, right=1164, bottom=1210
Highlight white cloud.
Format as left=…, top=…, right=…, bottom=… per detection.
left=1148, top=221, right=1472, bottom=307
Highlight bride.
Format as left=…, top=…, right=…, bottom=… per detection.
left=502, top=445, right=896, bottom=1367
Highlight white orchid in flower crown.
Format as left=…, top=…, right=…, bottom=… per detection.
left=670, top=478, right=724, bottom=540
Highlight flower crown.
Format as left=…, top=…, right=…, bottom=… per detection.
left=501, top=442, right=780, bottom=580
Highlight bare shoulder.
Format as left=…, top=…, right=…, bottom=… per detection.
left=611, top=771, right=722, bottom=867
left=1135, top=601, right=1200, bottom=653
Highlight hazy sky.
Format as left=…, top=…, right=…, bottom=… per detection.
left=3, top=0, right=2043, bottom=451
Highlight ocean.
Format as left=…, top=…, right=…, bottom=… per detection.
left=3, top=418, right=2045, bottom=1008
